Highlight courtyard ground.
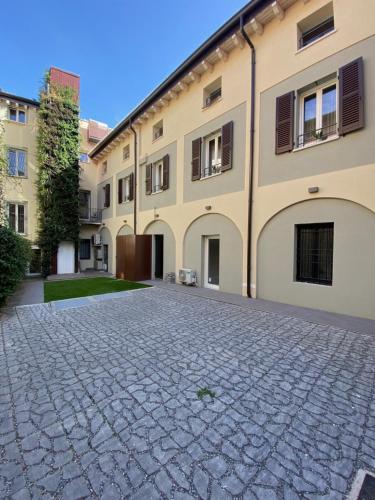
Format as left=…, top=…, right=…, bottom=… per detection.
left=1, top=286, right=375, bottom=499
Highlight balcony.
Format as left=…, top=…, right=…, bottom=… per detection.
left=79, top=208, right=102, bottom=224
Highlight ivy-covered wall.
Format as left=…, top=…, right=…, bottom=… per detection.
left=37, top=75, right=80, bottom=276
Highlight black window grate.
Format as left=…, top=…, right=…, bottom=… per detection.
left=300, top=17, right=334, bottom=48
left=296, top=223, right=333, bottom=286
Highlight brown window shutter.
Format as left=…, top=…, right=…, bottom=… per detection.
left=104, top=183, right=110, bottom=207
left=145, top=163, right=152, bottom=195
left=162, top=154, right=170, bottom=190
left=118, top=179, right=123, bottom=204
left=275, top=91, right=295, bottom=154
left=221, top=121, right=234, bottom=172
left=128, top=173, right=134, bottom=201
left=339, top=57, right=364, bottom=135
left=191, top=138, right=202, bottom=181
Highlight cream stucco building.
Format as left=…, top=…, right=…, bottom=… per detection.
left=2, top=0, right=375, bottom=320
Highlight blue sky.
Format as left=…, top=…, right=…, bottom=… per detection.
left=2, top=0, right=248, bottom=127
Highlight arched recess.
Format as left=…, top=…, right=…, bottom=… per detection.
left=183, top=213, right=243, bottom=294
left=257, top=198, right=375, bottom=320
left=117, top=224, right=133, bottom=236
left=99, top=227, right=113, bottom=273
left=144, top=219, right=176, bottom=278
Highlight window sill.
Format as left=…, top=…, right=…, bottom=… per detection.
left=5, top=119, right=27, bottom=126
left=7, top=174, right=28, bottom=179
left=152, top=135, right=163, bottom=144
left=120, top=199, right=132, bottom=204
left=293, top=134, right=339, bottom=152
left=202, top=97, right=222, bottom=111
left=151, top=189, right=163, bottom=195
left=296, top=29, right=337, bottom=54
left=295, top=279, right=332, bottom=287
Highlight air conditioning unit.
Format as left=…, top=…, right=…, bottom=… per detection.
left=92, top=234, right=102, bottom=246
left=179, top=268, right=197, bottom=285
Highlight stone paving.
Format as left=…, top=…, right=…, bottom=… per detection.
left=1, top=287, right=375, bottom=499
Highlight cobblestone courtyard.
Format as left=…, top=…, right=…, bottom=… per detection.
left=1, top=287, right=375, bottom=499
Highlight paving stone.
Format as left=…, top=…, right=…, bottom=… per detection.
left=2, top=287, right=375, bottom=499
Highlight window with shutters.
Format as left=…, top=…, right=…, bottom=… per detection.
left=153, top=120, right=163, bottom=141
left=297, top=3, right=335, bottom=50
left=79, top=239, right=91, bottom=260
left=152, top=160, right=164, bottom=193
left=203, top=130, right=222, bottom=178
left=295, top=223, right=334, bottom=286
left=9, top=107, right=26, bottom=123
left=120, top=175, right=132, bottom=202
left=7, top=148, right=26, bottom=177
left=297, top=79, right=338, bottom=148
left=7, top=203, right=25, bottom=234
left=123, top=145, right=130, bottom=160
left=203, top=78, right=222, bottom=108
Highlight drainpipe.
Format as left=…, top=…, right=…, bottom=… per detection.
left=129, top=121, right=137, bottom=235
left=240, top=15, right=256, bottom=299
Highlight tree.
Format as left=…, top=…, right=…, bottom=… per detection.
left=36, top=73, right=80, bottom=277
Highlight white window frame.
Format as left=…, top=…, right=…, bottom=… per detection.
left=8, top=203, right=26, bottom=234
left=122, top=175, right=131, bottom=202
left=7, top=148, right=27, bottom=177
left=298, top=79, right=338, bottom=149
left=123, top=145, right=130, bottom=160
left=152, top=160, right=163, bottom=194
left=9, top=107, right=26, bottom=124
left=203, top=130, right=222, bottom=178
left=153, top=121, right=163, bottom=141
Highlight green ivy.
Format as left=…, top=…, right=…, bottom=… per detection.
left=36, top=75, right=80, bottom=277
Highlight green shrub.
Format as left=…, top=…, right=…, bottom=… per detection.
left=0, top=226, right=32, bottom=305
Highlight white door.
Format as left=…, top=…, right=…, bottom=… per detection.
left=204, top=236, right=220, bottom=290
left=57, top=241, right=75, bottom=274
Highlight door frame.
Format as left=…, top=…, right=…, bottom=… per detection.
left=204, top=235, right=220, bottom=290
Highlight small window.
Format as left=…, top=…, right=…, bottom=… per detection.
left=79, top=239, right=91, bottom=260
left=123, top=145, right=130, bottom=160
left=152, top=160, right=163, bottom=193
left=298, top=3, right=334, bottom=49
left=8, top=203, right=25, bottom=234
left=203, top=78, right=222, bottom=108
left=101, top=161, right=107, bottom=176
left=103, top=183, right=110, bottom=208
left=296, top=223, right=333, bottom=286
left=9, top=107, right=26, bottom=123
left=7, top=149, right=26, bottom=177
left=298, top=80, right=337, bottom=147
left=80, top=152, right=89, bottom=163
left=153, top=120, right=163, bottom=141
left=203, top=130, right=222, bottom=178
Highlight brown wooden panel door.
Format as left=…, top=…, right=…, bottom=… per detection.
left=116, top=235, right=151, bottom=281
left=135, top=235, right=152, bottom=281
left=116, top=235, right=126, bottom=279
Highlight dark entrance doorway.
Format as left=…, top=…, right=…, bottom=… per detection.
left=103, top=245, right=108, bottom=271
left=154, top=235, right=164, bottom=279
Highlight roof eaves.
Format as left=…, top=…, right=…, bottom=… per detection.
left=90, top=0, right=270, bottom=158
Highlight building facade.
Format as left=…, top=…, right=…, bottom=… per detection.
left=2, top=1, right=375, bottom=320
left=1, top=68, right=109, bottom=275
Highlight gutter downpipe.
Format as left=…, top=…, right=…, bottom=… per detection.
left=240, top=15, right=256, bottom=299
left=129, top=121, right=137, bottom=235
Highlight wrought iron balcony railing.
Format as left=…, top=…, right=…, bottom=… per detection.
left=79, top=208, right=103, bottom=224
left=297, top=123, right=338, bottom=148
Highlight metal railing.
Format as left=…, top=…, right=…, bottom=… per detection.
left=79, top=208, right=103, bottom=223
left=201, top=163, right=222, bottom=178
left=297, top=123, right=337, bottom=148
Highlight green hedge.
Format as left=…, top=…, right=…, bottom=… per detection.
left=0, top=226, right=32, bottom=306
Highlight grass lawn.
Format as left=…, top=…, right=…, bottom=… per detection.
left=44, top=277, right=150, bottom=302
